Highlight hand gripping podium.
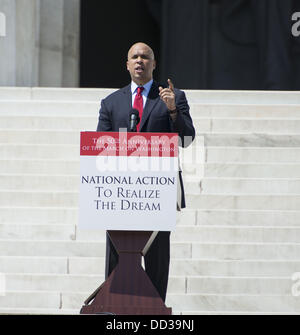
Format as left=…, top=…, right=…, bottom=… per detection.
left=78, top=132, right=179, bottom=315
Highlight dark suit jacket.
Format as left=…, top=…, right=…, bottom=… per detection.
left=96, top=80, right=195, bottom=208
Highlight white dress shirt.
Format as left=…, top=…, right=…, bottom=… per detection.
left=130, top=79, right=153, bottom=107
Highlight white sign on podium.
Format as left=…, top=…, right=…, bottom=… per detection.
left=79, top=131, right=178, bottom=231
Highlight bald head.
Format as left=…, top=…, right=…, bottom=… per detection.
left=126, top=42, right=156, bottom=85
left=127, top=42, right=155, bottom=60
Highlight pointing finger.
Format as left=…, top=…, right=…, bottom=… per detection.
left=168, top=79, right=174, bottom=91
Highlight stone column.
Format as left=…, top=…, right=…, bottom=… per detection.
left=15, top=0, right=40, bottom=86
left=38, top=0, right=64, bottom=86
left=0, top=0, right=40, bottom=86
left=0, top=0, right=80, bottom=87
left=0, top=0, right=17, bottom=86
left=39, top=0, right=80, bottom=87
left=62, top=0, right=80, bottom=87
left=0, top=9, right=6, bottom=36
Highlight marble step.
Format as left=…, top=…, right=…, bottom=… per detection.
left=1, top=191, right=300, bottom=210
left=191, top=242, right=300, bottom=260
left=67, top=257, right=300, bottom=277
left=5, top=206, right=298, bottom=228
left=0, top=87, right=114, bottom=101
left=2, top=116, right=300, bottom=133
left=1, top=144, right=299, bottom=162
left=165, top=294, right=300, bottom=313
left=0, top=207, right=79, bottom=224
left=186, top=276, right=296, bottom=295
left=0, top=256, right=69, bottom=274
left=3, top=274, right=186, bottom=294
left=2, top=129, right=300, bottom=147
left=194, top=119, right=300, bottom=134
left=0, top=111, right=300, bottom=143
left=2, top=101, right=300, bottom=120
left=59, top=291, right=300, bottom=312
left=0, top=206, right=196, bottom=226
left=0, top=101, right=99, bottom=116
left=0, top=224, right=76, bottom=241
left=0, top=129, right=81, bottom=145
left=2, top=256, right=300, bottom=277
left=2, top=87, right=300, bottom=104
left=170, top=259, right=300, bottom=277
left=0, top=291, right=174, bottom=312
left=1, top=160, right=299, bottom=179
left=0, top=291, right=61, bottom=309
left=3, top=207, right=300, bottom=228
left=3, top=240, right=300, bottom=260
left=75, top=225, right=300, bottom=243
left=186, top=194, right=300, bottom=210
left=0, top=174, right=80, bottom=191
left=4, top=274, right=104, bottom=293
left=3, top=174, right=300, bottom=194
left=0, top=191, right=79, bottom=207
left=191, top=104, right=300, bottom=118
left=0, top=116, right=97, bottom=130
left=0, top=256, right=98, bottom=275
left=0, top=240, right=191, bottom=258
left=0, top=159, right=80, bottom=174
left=172, top=226, right=300, bottom=243
left=1, top=223, right=299, bottom=244
left=202, top=163, right=300, bottom=178
left=0, top=144, right=78, bottom=159
left=184, top=90, right=300, bottom=105
left=0, top=240, right=105, bottom=257
left=0, top=308, right=79, bottom=315
left=202, top=134, right=300, bottom=147
left=185, top=177, right=300, bottom=195
left=195, top=209, right=300, bottom=227
left=2, top=293, right=300, bottom=314
left=206, top=147, right=300, bottom=163
left=1, top=273, right=297, bottom=295
left=0, top=87, right=33, bottom=100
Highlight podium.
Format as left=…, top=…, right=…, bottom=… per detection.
left=79, top=132, right=178, bottom=315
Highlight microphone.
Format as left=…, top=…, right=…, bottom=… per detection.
left=129, top=109, right=140, bottom=132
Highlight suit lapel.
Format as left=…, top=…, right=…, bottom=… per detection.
left=140, top=81, right=160, bottom=131
left=122, top=84, right=132, bottom=110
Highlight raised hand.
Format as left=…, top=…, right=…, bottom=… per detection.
left=159, top=79, right=176, bottom=111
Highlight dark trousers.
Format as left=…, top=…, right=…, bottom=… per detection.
left=105, top=231, right=170, bottom=302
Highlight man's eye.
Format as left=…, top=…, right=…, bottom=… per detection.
left=132, top=55, right=148, bottom=59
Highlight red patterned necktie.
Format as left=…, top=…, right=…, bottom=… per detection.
left=133, top=86, right=144, bottom=131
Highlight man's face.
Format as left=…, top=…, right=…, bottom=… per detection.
left=126, top=43, right=156, bottom=85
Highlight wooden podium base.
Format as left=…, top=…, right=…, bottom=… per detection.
left=80, top=231, right=172, bottom=315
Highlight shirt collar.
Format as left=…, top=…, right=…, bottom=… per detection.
left=131, top=79, right=153, bottom=95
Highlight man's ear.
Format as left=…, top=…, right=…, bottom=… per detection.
left=126, top=61, right=129, bottom=71
left=153, top=60, right=156, bottom=70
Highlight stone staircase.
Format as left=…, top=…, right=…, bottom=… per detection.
left=0, top=87, right=300, bottom=314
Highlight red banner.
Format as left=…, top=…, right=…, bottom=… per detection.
left=80, top=132, right=178, bottom=157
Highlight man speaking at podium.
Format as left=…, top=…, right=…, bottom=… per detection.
left=96, top=42, right=195, bottom=302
